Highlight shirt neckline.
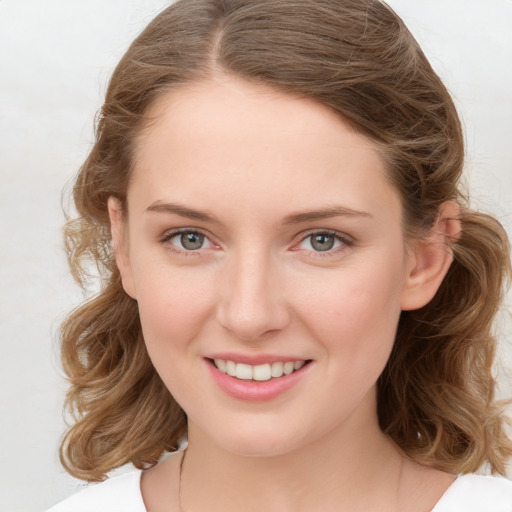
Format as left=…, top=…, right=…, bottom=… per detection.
left=135, top=470, right=463, bottom=512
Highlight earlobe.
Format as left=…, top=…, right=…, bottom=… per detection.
left=108, top=196, right=137, bottom=299
left=400, top=201, right=461, bottom=311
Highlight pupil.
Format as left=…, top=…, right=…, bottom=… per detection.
left=311, top=234, right=334, bottom=251
left=181, top=232, right=204, bottom=250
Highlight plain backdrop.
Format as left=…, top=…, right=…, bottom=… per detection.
left=0, top=1, right=511, bottom=510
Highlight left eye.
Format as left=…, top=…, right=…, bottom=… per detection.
left=167, top=231, right=213, bottom=251
left=298, top=232, right=345, bottom=252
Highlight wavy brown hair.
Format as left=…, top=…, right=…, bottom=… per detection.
left=60, top=0, right=511, bottom=481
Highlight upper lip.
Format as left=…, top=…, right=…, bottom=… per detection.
left=205, top=353, right=311, bottom=366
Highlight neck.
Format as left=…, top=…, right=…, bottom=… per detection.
left=181, top=403, right=405, bottom=512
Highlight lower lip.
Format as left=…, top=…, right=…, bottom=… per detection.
left=205, top=360, right=312, bottom=402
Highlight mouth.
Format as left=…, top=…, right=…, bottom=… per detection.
left=208, top=358, right=312, bottom=381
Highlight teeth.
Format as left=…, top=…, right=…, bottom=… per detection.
left=226, top=360, right=236, bottom=377
left=215, top=359, right=227, bottom=373
left=283, top=362, right=294, bottom=375
left=213, top=359, right=307, bottom=381
left=235, top=363, right=253, bottom=380
left=294, top=361, right=305, bottom=370
left=271, top=361, right=283, bottom=378
left=253, top=364, right=272, bottom=381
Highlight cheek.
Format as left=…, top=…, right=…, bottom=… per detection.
left=133, top=263, right=215, bottom=354
left=293, top=254, right=405, bottom=364
left=133, top=265, right=218, bottom=406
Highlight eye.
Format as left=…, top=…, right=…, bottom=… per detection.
left=163, top=229, right=214, bottom=251
left=297, top=231, right=350, bottom=253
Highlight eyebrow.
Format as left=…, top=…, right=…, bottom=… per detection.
left=146, top=202, right=219, bottom=223
left=146, top=201, right=373, bottom=225
left=281, top=206, right=373, bottom=225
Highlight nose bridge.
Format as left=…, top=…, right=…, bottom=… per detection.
left=217, top=245, right=289, bottom=341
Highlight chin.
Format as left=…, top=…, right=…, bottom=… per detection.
left=191, top=414, right=329, bottom=459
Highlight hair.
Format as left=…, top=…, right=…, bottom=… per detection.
left=60, top=0, right=511, bottom=481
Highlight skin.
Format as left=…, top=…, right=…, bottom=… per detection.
left=109, top=74, right=460, bottom=512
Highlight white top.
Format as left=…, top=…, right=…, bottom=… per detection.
left=46, top=471, right=512, bottom=512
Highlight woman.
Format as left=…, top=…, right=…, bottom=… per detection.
left=48, top=0, right=512, bottom=510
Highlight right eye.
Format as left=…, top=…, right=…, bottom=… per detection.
left=162, top=229, right=215, bottom=252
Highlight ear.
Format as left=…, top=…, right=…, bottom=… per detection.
left=108, top=196, right=137, bottom=299
left=400, top=201, right=461, bottom=311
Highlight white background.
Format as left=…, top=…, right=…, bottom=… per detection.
left=0, top=1, right=511, bottom=510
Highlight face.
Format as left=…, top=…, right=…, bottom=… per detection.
left=112, top=75, right=420, bottom=457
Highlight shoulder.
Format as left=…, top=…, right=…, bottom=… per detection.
left=45, top=470, right=146, bottom=512
left=433, top=474, right=512, bottom=512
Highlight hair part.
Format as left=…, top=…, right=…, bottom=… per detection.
left=60, top=0, right=511, bottom=481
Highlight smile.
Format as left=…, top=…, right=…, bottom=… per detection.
left=206, top=357, right=313, bottom=401
left=213, top=359, right=307, bottom=381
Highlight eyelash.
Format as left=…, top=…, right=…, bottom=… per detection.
left=159, top=228, right=354, bottom=257
left=160, top=228, right=215, bottom=257
left=294, top=229, right=354, bottom=258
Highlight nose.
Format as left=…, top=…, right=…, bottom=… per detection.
left=216, top=249, right=290, bottom=342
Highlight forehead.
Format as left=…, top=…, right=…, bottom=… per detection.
left=130, top=75, right=401, bottom=223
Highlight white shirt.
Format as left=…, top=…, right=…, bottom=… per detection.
left=46, top=471, right=512, bottom=512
